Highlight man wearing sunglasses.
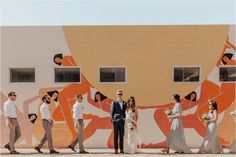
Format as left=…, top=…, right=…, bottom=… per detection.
left=3, top=92, right=21, bottom=154
left=111, top=90, right=127, bottom=154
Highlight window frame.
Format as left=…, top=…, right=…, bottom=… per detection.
left=98, top=66, right=127, bottom=84
left=219, top=65, right=236, bottom=83
left=54, top=66, right=81, bottom=84
left=9, top=67, right=36, bottom=83
left=172, top=66, right=201, bottom=83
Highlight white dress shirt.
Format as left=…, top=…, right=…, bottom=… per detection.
left=73, top=102, right=84, bottom=120
left=4, top=99, right=17, bottom=118
left=118, top=100, right=123, bottom=110
left=40, top=103, right=52, bottom=120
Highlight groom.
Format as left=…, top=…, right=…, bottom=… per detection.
left=111, top=90, right=127, bottom=154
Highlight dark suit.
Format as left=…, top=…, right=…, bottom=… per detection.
left=111, top=100, right=127, bottom=151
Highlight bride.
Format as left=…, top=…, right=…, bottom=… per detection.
left=124, top=96, right=141, bottom=154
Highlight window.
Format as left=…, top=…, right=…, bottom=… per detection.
left=174, top=67, right=200, bottom=82
left=219, top=67, right=236, bottom=82
left=10, top=68, right=35, bottom=82
left=55, top=68, right=80, bottom=82
left=100, top=67, right=126, bottom=83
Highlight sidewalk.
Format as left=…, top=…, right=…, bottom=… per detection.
left=0, top=148, right=235, bottom=157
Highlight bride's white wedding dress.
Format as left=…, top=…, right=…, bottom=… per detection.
left=124, top=109, right=141, bottom=154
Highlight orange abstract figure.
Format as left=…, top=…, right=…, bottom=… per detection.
left=217, top=36, right=236, bottom=66
left=51, top=77, right=88, bottom=128
left=54, top=53, right=77, bottom=66
left=86, top=91, right=115, bottom=147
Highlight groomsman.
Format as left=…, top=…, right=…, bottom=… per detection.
left=3, top=92, right=21, bottom=154
left=67, top=94, right=88, bottom=153
left=111, top=90, right=127, bottom=154
left=34, top=95, right=59, bottom=154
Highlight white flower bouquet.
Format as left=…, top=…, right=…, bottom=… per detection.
left=230, top=111, right=236, bottom=118
left=164, top=109, right=173, bottom=116
left=201, top=113, right=210, bottom=121
left=126, top=113, right=137, bottom=131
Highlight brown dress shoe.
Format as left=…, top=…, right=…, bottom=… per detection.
left=10, top=150, right=20, bottom=154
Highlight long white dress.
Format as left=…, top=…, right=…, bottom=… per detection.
left=166, top=103, right=192, bottom=153
left=124, top=109, right=141, bottom=154
left=229, top=140, right=236, bottom=153
left=229, top=111, right=236, bottom=153
left=199, top=112, right=223, bottom=153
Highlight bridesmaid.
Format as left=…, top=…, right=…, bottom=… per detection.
left=199, top=101, right=223, bottom=153
left=161, top=94, right=192, bottom=154
left=229, top=141, right=236, bottom=154
left=229, top=110, right=236, bottom=153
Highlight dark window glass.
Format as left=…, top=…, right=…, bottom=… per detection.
left=10, top=68, right=35, bottom=82
left=183, top=67, right=200, bottom=82
left=219, top=67, right=236, bottom=82
left=174, top=67, right=200, bottom=82
left=100, top=67, right=126, bottom=82
left=55, top=68, right=80, bottom=82
left=174, top=68, right=184, bottom=82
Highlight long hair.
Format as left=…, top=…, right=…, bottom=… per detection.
left=53, top=53, right=63, bottom=66
left=127, top=96, right=136, bottom=112
left=172, top=94, right=181, bottom=102
left=42, top=95, right=48, bottom=102
left=94, top=91, right=107, bottom=102
left=221, top=53, right=233, bottom=65
left=184, top=91, right=197, bottom=102
left=209, top=100, right=218, bottom=111
left=47, top=90, right=59, bottom=102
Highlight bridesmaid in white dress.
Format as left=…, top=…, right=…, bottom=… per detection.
left=229, top=110, right=236, bottom=153
left=199, top=101, right=223, bottom=153
left=124, top=97, right=141, bottom=154
left=229, top=140, right=236, bottom=153
left=162, top=94, right=192, bottom=154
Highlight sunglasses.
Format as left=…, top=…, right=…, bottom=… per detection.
left=12, top=95, right=17, bottom=97
left=117, top=94, right=123, bottom=96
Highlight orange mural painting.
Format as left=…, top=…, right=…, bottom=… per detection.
left=1, top=26, right=235, bottom=149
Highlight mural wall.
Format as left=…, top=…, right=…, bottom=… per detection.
left=0, top=25, right=235, bottom=148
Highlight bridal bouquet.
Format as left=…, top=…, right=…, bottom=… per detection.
left=164, top=109, right=173, bottom=116
left=201, top=113, right=210, bottom=121
left=126, top=114, right=137, bottom=131
left=230, top=111, right=236, bottom=118
left=201, top=113, right=210, bottom=126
